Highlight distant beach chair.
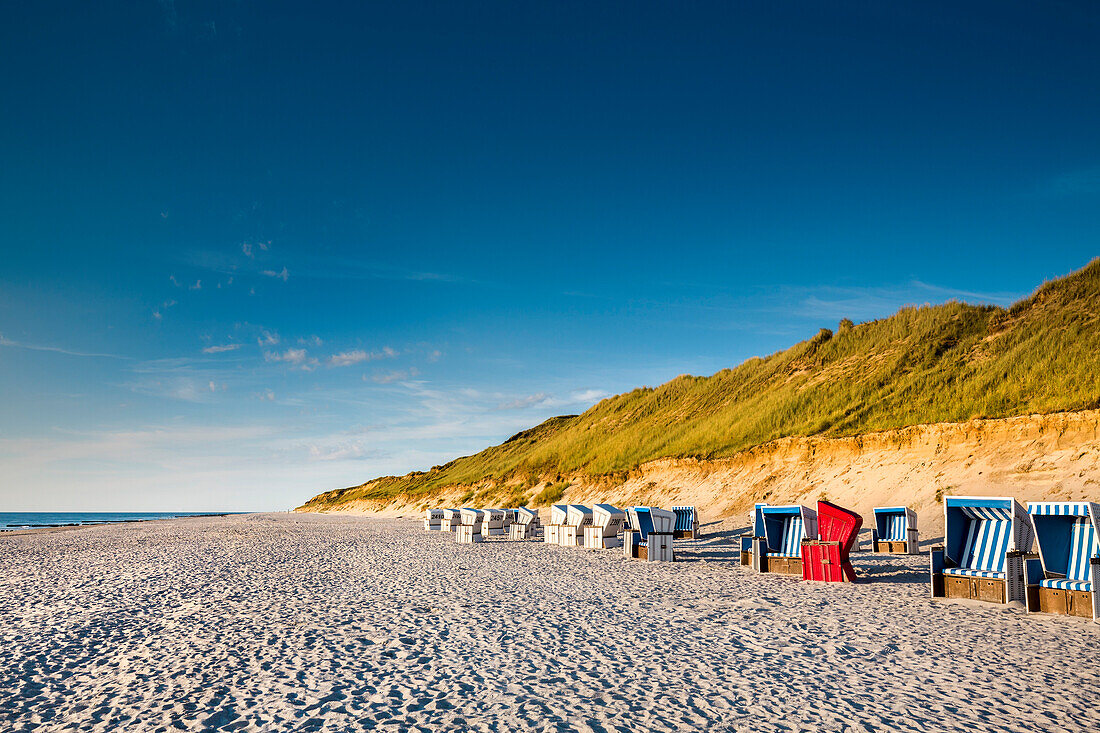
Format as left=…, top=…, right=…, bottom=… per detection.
left=623, top=507, right=675, bottom=562
left=871, top=506, right=919, bottom=554
left=740, top=502, right=769, bottom=566
left=801, top=501, right=862, bottom=582
left=440, top=508, right=462, bottom=532
left=509, top=507, right=539, bottom=539
left=424, top=508, right=443, bottom=531
left=745, top=504, right=818, bottom=576
left=456, top=508, right=485, bottom=544
left=929, top=496, right=1034, bottom=604
left=671, top=506, right=700, bottom=539
left=544, top=504, right=568, bottom=545
left=1025, top=501, right=1100, bottom=621
left=480, top=508, right=508, bottom=537
left=561, top=505, right=593, bottom=546
left=583, top=504, right=626, bottom=549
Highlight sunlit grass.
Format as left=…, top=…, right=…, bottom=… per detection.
left=302, top=259, right=1100, bottom=509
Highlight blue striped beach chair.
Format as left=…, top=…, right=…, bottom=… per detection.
left=623, top=507, right=675, bottom=562
left=671, top=506, right=700, bottom=539
left=930, top=496, right=1033, bottom=604
left=745, top=504, right=818, bottom=576
left=1025, top=502, right=1100, bottom=621
left=871, top=506, right=919, bottom=554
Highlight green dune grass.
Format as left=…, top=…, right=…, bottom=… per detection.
left=301, top=260, right=1100, bottom=510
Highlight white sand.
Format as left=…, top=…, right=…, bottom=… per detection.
left=1, top=513, right=1098, bottom=732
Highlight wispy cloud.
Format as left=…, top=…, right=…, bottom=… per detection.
left=0, top=335, right=128, bottom=359
left=329, top=347, right=397, bottom=367
left=202, top=343, right=242, bottom=354
left=265, top=348, right=308, bottom=365
left=368, top=367, right=420, bottom=384
left=261, top=266, right=289, bottom=282
left=257, top=330, right=280, bottom=346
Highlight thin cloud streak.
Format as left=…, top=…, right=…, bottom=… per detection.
left=0, top=336, right=129, bottom=359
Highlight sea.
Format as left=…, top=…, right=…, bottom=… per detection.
left=0, top=512, right=231, bottom=531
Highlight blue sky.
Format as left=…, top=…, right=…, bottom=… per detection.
left=2, top=2, right=1099, bottom=510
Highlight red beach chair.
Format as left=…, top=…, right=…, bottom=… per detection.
left=801, top=500, right=863, bottom=582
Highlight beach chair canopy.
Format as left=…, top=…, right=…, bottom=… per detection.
left=817, top=501, right=863, bottom=553
left=550, top=504, right=569, bottom=526
left=459, top=508, right=485, bottom=525
left=672, top=506, right=697, bottom=533
left=627, top=507, right=675, bottom=545
left=593, top=504, right=625, bottom=529
left=760, top=505, right=818, bottom=557
left=1028, top=502, right=1100, bottom=592
left=425, top=508, right=444, bottom=520
left=873, top=506, right=916, bottom=541
left=942, top=497, right=1032, bottom=579
left=514, top=507, right=538, bottom=525
left=565, top=505, right=593, bottom=527
left=442, top=508, right=462, bottom=521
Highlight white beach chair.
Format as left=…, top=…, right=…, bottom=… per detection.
left=623, top=507, right=676, bottom=562
left=456, top=508, right=485, bottom=544
left=583, top=504, right=626, bottom=549
left=509, top=507, right=539, bottom=539
left=561, top=504, right=593, bottom=547
left=480, top=508, right=508, bottom=537
left=544, top=504, right=568, bottom=545
left=440, top=508, right=462, bottom=532
left=424, top=508, right=443, bottom=531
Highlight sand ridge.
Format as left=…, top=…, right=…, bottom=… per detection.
left=2, top=513, right=1098, bottom=732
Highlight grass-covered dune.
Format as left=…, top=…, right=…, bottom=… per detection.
left=300, top=260, right=1100, bottom=511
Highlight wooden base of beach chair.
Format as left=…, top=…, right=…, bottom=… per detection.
left=424, top=521, right=441, bottom=531
left=455, top=525, right=483, bottom=544
left=482, top=527, right=506, bottom=537
left=763, top=556, right=803, bottom=576
left=582, top=526, right=621, bottom=549
left=943, top=575, right=1006, bottom=603
left=440, top=519, right=459, bottom=532
left=740, top=550, right=751, bottom=566
left=875, top=540, right=908, bottom=554
left=673, top=529, right=697, bottom=539
left=1032, top=586, right=1094, bottom=619
left=643, top=533, right=674, bottom=562
left=544, top=525, right=561, bottom=544
left=508, top=524, right=533, bottom=540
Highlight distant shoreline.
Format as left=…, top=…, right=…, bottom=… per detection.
left=0, top=512, right=239, bottom=536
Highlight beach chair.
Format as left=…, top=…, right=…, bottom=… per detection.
left=929, top=496, right=1034, bottom=604
left=440, top=508, right=462, bottom=532
left=509, top=507, right=539, bottom=539
left=583, top=504, right=626, bottom=549
left=561, top=505, right=593, bottom=546
left=1025, top=502, right=1100, bottom=621
left=480, top=508, right=508, bottom=537
left=623, top=507, right=675, bottom=562
left=740, top=502, right=768, bottom=566
left=871, top=506, right=919, bottom=554
left=544, top=504, right=568, bottom=545
left=423, top=508, right=443, bottom=531
left=671, top=506, right=700, bottom=539
left=801, top=501, right=862, bottom=582
left=746, top=504, right=818, bottom=576
left=456, top=508, right=485, bottom=544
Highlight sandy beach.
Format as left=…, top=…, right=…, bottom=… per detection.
left=2, top=513, right=1098, bottom=732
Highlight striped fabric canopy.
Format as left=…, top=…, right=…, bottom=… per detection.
left=671, top=506, right=695, bottom=532
left=958, top=505, right=1012, bottom=521
left=1029, top=502, right=1090, bottom=517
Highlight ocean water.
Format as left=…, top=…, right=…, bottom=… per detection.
left=0, top=512, right=229, bottom=531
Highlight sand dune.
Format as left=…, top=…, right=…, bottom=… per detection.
left=2, top=513, right=1098, bottom=732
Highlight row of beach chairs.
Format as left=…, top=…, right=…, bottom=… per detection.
left=738, top=496, right=1099, bottom=622
left=424, top=504, right=699, bottom=562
